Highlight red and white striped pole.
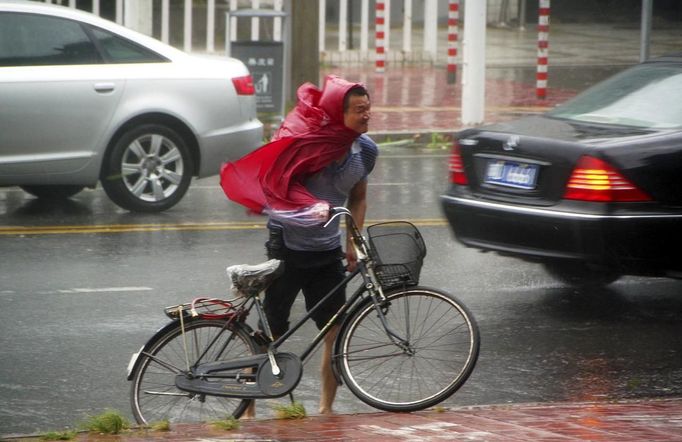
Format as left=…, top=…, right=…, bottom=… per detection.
left=447, top=0, right=459, bottom=84
left=375, top=0, right=386, bottom=73
left=536, top=0, right=550, bottom=99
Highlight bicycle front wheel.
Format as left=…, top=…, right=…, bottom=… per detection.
left=130, top=318, right=258, bottom=424
left=338, top=287, right=479, bottom=412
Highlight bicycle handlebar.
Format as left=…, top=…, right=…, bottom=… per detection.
left=325, top=206, right=370, bottom=261
left=323, top=206, right=352, bottom=228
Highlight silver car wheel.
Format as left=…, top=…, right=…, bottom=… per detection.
left=102, top=124, right=193, bottom=212
left=121, top=133, right=184, bottom=203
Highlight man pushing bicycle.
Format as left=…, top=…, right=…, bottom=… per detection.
left=221, top=75, right=378, bottom=415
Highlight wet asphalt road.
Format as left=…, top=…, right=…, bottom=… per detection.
left=2, top=146, right=682, bottom=437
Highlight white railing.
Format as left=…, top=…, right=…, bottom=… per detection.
left=319, top=0, right=446, bottom=65
left=40, top=0, right=520, bottom=67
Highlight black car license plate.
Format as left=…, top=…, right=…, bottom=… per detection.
left=484, top=160, right=539, bottom=190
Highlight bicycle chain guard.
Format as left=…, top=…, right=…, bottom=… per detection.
left=256, top=353, right=302, bottom=397
left=174, top=352, right=302, bottom=399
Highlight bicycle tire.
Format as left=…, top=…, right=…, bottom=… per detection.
left=337, top=287, right=479, bottom=412
left=130, top=318, right=258, bottom=424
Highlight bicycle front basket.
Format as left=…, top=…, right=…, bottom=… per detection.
left=367, top=221, right=426, bottom=290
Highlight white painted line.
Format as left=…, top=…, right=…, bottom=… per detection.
left=56, top=287, right=154, bottom=294
left=193, top=182, right=414, bottom=189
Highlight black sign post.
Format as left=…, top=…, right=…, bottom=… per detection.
left=226, top=9, right=288, bottom=119
left=231, top=41, right=284, bottom=115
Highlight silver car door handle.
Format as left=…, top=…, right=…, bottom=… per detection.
left=94, top=82, right=116, bottom=93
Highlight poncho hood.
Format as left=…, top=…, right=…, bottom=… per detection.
left=220, top=75, right=366, bottom=214
left=272, top=74, right=360, bottom=139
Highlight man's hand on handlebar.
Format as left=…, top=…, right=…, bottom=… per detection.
left=267, top=203, right=331, bottom=227
left=309, top=202, right=330, bottom=223
left=346, top=245, right=359, bottom=272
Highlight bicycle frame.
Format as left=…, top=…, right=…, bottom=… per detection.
left=135, top=206, right=415, bottom=401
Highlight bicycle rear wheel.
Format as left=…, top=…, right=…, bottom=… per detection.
left=337, top=287, right=479, bottom=412
left=130, top=318, right=257, bottom=424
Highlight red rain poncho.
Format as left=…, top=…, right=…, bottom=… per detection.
left=220, top=75, right=363, bottom=214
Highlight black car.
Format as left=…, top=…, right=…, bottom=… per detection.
left=441, top=56, right=682, bottom=287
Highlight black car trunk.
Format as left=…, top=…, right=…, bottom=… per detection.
left=456, top=115, right=682, bottom=207
left=457, top=131, right=585, bottom=207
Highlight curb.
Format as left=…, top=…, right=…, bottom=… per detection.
left=5, top=397, right=682, bottom=441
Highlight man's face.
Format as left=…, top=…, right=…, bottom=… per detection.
left=343, top=94, right=371, bottom=134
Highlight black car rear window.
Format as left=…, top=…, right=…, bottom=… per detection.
left=549, top=63, right=682, bottom=129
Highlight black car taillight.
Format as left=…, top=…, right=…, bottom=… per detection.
left=563, top=155, right=651, bottom=202
left=232, top=75, right=255, bottom=95
left=448, top=141, right=468, bottom=185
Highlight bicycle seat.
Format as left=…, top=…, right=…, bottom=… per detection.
left=226, top=259, right=284, bottom=297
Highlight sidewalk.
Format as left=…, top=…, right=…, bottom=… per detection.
left=320, top=22, right=682, bottom=138
left=7, top=398, right=682, bottom=441
left=324, top=64, right=577, bottom=138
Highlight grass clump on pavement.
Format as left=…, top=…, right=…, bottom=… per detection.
left=40, top=430, right=77, bottom=441
left=211, top=416, right=240, bottom=431
left=149, top=419, right=171, bottom=431
left=80, top=409, right=130, bottom=434
left=273, top=401, right=306, bottom=419
left=427, top=132, right=451, bottom=149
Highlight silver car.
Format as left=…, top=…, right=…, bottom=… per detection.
left=0, top=0, right=263, bottom=212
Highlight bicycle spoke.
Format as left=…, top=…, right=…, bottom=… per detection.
left=141, top=352, right=184, bottom=374
left=143, top=390, right=192, bottom=397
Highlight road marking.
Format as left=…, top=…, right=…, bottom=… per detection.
left=39, top=287, right=154, bottom=295
left=0, top=221, right=268, bottom=235
left=0, top=219, right=447, bottom=236
left=190, top=180, right=441, bottom=190
left=57, top=287, right=154, bottom=294
left=189, top=180, right=446, bottom=190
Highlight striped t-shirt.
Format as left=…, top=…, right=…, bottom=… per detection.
left=271, top=134, right=378, bottom=252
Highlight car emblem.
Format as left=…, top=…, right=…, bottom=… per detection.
left=503, top=135, right=520, bottom=151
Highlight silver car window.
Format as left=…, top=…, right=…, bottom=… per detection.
left=0, top=12, right=100, bottom=66
left=89, top=26, right=167, bottom=64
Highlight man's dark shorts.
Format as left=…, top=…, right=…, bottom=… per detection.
left=263, top=237, right=346, bottom=337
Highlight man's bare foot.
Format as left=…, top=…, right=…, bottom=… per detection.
left=241, top=402, right=256, bottom=419
left=318, top=407, right=334, bottom=415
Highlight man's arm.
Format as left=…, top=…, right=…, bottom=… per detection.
left=345, top=179, right=368, bottom=271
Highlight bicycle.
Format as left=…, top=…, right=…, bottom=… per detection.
left=127, top=207, right=480, bottom=425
